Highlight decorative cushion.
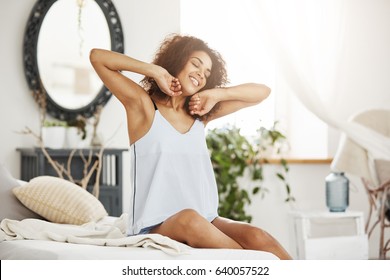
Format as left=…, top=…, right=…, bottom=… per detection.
left=13, top=176, right=108, bottom=225
left=0, top=163, right=41, bottom=221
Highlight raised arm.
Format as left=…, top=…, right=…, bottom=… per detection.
left=188, top=83, right=271, bottom=124
left=89, top=49, right=181, bottom=105
left=89, top=49, right=181, bottom=143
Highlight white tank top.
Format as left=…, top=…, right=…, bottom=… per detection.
left=129, top=110, right=219, bottom=235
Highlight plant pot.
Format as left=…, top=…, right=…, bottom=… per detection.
left=65, top=127, right=91, bottom=148
left=42, top=126, right=66, bottom=149
left=65, top=127, right=80, bottom=148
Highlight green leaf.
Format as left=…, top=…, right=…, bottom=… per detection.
left=276, top=173, right=285, bottom=180
left=252, top=186, right=260, bottom=195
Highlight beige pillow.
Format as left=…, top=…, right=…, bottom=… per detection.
left=13, top=176, right=108, bottom=225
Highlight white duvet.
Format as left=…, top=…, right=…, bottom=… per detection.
left=0, top=214, right=190, bottom=255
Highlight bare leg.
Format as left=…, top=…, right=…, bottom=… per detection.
left=212, top=217, right=292, bottom=260
left=150, top=209, right=243, bottom=249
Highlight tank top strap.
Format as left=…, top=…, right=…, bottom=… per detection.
left=151, top=99, right=158, bottom=111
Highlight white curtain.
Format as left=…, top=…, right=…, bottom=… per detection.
left=242, top=0, right=390, bottom=183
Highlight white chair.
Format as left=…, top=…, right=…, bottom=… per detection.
left=332, top=109, right=390, bottom=259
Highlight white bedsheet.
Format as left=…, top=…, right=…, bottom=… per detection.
left=0, top=239, right=279, bottom=260
left=0, top=214, right=279, bottom=260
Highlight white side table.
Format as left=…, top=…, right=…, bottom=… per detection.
left=289, top=211, right=369, bottom=259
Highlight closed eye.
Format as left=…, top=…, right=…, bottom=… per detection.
left=191, top=57, right=211, bottom=80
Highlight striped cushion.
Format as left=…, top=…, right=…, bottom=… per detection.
left=13, top=176, right=107, bottom=225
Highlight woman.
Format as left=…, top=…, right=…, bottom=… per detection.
left=90, top=34, right=292, bottom=259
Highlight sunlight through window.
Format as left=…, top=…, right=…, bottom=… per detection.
left=181, top=0, right=329, bottom=158
left=181, top=0, right=276, bottom=137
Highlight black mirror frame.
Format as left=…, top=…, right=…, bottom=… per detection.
left=23, top=0, right=124, bottom=121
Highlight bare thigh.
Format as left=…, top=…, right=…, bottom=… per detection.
left=150, top=209, right=242, bottom=249
left=212, top=217, right=292, bottom=260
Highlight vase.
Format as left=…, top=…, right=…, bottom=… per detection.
left=325, top=172, right=349, bottom=212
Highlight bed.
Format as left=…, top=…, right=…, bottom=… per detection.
left=0, top=163, right=278, bottom=260
left=0, top=240, right=278, bottom=260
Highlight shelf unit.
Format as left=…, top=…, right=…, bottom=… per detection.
left=17, top=147, right=127, bottom=217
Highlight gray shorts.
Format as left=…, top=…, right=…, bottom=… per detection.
left=138, top=223, right=161, bottom=235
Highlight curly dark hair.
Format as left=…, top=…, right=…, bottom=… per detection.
left=141, top=34, right=228, bottom=99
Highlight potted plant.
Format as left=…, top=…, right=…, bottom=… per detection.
left=65, top=116, right=88, bottom=148
left=41, top=119, right=67, bottom=149
left=41, top=116, right=89, bottom=149
left=206, top=122, right=293, bottom=222
left=256, top=121, right=294, bottom=203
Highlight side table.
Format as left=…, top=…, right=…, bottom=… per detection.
left=289, top=211, right=369, bottom=259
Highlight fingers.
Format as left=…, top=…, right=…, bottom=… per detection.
left=190, top=108, right=206, bottom=116
left=189, top=94, right=202, bottom=115
left=188, top=94, right=200, bottom=105
left=170, top=79, right=182, bottom=96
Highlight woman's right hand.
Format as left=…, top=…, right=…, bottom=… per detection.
left=154, top=66, right=182, bottom=96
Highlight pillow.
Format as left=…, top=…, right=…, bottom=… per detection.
left=0, top=163, right=42, bottom=221
left=13, top=176, right=108, bottom=225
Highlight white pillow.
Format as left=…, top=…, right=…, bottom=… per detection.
left=13, top=176, right=108, bottom=225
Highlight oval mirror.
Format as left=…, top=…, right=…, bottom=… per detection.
left=24, top=0, right=124, bottom=121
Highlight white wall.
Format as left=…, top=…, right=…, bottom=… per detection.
left=0, top=0, right=181, bottom=216
left=0, top=0, right=388, bottom=259
left=0, top=0, right=40, bottom=171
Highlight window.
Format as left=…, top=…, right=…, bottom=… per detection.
left=180, top=0, right=275, bottom=135
left=180, top=0, right=329, bottom=158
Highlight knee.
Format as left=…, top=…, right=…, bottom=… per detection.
left=173, top=209, right=205, bottom=236
left=241, top=226, right=274, bottom=249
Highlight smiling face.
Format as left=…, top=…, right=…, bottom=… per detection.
left=141, top=35, right=228, bottom=100
left=177, top=51, right=212, bottom=96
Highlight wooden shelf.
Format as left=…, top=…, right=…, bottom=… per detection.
left=261, top=158, right=333, bottom=164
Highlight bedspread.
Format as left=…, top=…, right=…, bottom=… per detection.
left=0, top=214, right=190, bottom=255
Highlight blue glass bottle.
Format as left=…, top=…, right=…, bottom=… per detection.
left=325, top=172, right=349, bottom=212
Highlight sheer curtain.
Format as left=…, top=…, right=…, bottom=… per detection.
left=243, top=0, right=390, bottom=182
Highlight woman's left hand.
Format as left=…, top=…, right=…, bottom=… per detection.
left=188, top=90, right=217, bottom=116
